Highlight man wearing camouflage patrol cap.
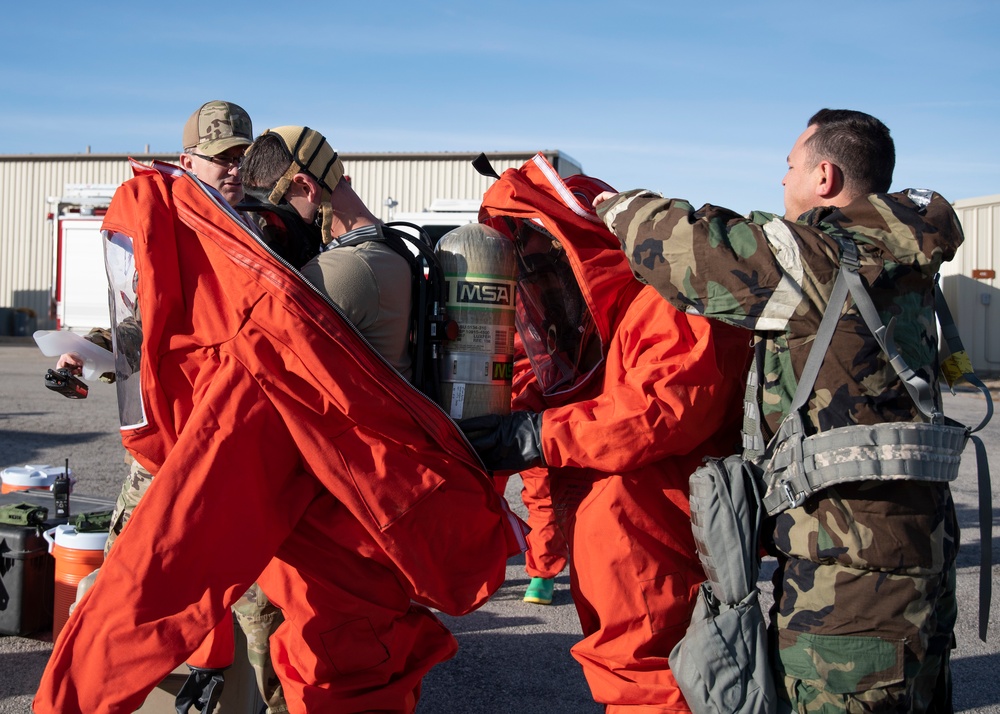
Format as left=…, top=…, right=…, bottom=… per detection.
left=176, top=100, right=290, bottom=714
left=178, top=100, right=253, bottom=206
left=58, top=100, right=288, bottom=714
left=594, top=109, right=964, bottom=711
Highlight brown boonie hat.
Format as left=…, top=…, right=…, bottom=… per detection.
left=182, top=101, right=253, bottom=156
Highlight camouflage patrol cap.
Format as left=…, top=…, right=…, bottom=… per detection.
left=182, top=101, right=253, bottom=156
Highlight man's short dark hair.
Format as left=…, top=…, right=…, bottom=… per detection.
left=806, top=109, right=895, bottom=194
left=241, top=133, right=294, bottom=194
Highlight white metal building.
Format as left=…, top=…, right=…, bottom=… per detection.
left=0, top=150, right=580, bottom=332
left=939, top=193, right=1000, bottom=377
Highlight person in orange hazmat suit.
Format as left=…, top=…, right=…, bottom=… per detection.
left=33, top=158, right=525, bottom=714
left=461, top=155, right=751, bottom=711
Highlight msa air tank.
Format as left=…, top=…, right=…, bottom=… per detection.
left=435, top=223, right=517, bottom=420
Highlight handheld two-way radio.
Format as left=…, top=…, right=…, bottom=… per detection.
left=44, top=368, right=89, bottom=399
left=53, top=458, right=71, bottom=519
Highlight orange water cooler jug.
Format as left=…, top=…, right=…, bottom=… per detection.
left=43, top=524, right=107, bottom=639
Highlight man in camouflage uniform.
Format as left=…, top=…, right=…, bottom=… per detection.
left=58, top=101, right=287, bottom=714
left=593, top=109, right=963, bottom=712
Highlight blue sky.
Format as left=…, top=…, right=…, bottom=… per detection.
left=1, top=0, right=996, bottom=215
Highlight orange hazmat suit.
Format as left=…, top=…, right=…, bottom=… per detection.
left=476, top=155, right=750, bottom=711
left=34, top=161, right=525, bottom=713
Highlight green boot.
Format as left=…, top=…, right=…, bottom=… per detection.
left=523, top=577, right=554, bottom=605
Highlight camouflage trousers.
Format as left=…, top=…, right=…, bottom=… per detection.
left=103, top=455, right=154, bottom=556
left=106, top=456, right=287, bottom=713
left=233, top=584, right=286, bottom=713
left=768, top=480, right=958, bottom=713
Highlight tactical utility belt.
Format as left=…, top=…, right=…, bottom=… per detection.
left=762, top=419, right=968, bottom=515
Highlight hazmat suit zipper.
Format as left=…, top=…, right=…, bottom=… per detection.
left=179, top=175, right=493, bottom=470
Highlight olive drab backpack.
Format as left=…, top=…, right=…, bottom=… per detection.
left=669, top=236, right=993, bottom=714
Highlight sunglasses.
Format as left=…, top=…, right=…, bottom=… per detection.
left=190, top=152, right=243, bottom=169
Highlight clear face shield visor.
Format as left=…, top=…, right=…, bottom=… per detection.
left=512, top=220, right=601, bottom=397
left=104, top=231, right=147, bottom=428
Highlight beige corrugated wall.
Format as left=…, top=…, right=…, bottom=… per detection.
left=940, top=193, right=1000, bottom=376
left=0, top=151, right=578, bottom=329
left=343, top=153, right=535, bottom=222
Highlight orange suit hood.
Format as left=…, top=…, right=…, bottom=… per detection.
left=480, top=154, right=642, bottom=407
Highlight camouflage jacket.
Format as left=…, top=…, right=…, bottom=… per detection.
left=598, top=189, right=964, bottom=442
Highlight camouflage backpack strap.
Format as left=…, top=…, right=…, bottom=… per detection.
left=833, top=238, right=942, bottom=423
left=758, top=241, right=854, bottom=512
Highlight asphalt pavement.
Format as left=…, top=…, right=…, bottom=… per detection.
left=0, top=337, right=997, bottom=713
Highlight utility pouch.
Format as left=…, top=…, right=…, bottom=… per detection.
left=670, top=454, right=776, bottom=713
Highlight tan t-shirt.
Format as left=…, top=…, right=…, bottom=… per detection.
left=300, top=237, right=413, bottom=382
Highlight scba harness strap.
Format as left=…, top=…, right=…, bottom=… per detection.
left=325, top=222, right=453, bottom=405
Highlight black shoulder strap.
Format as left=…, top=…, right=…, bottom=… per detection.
left=327, top=223, right=448, bottom=402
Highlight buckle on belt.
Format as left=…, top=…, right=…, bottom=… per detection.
left=782, top=480, right=806, bottom=509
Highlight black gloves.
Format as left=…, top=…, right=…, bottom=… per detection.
left=459, top=411, right=544, bottom=472
left=175, top=666, right=226, bottom=713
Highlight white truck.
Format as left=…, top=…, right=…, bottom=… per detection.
left=389, top=198, right=480, bottom=244
left=47, top=184, right=118, bottom=332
